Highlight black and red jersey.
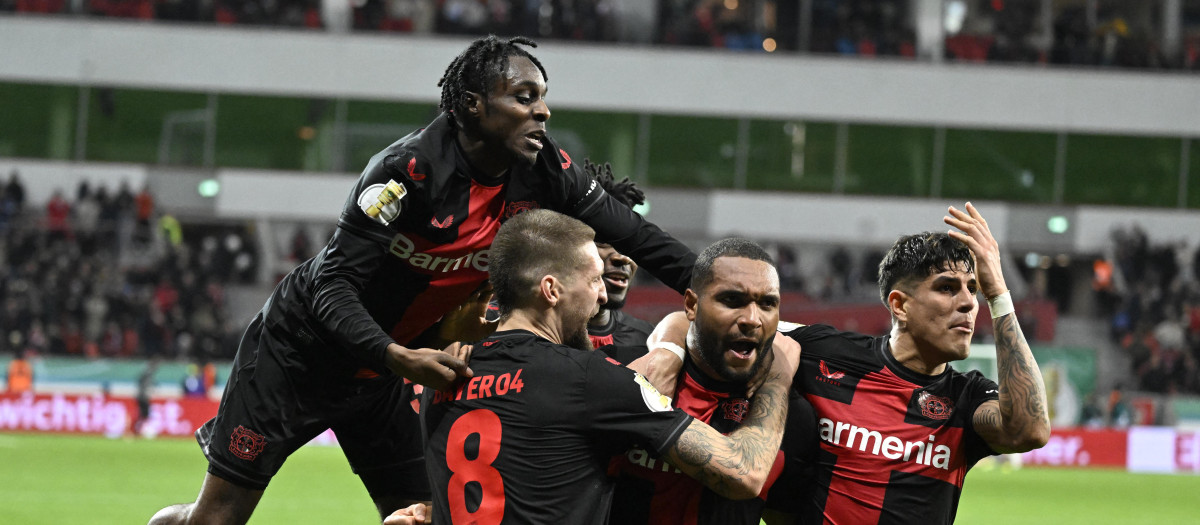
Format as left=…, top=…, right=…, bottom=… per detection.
left=607, top=357, right=789, bottom=525
left=773, top=322, right=999, bottom=525
left=419, top=329, right=693, bottom=525
left=260, top=113, right=696, bottom=376
left=590, top=310, right=655, bottom=366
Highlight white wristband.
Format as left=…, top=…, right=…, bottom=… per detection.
left=988, top=291, right=1015, bottom=319
left=654, top=342, right=686, bottom=361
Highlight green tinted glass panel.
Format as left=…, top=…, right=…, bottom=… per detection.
left=745, top=120, right=836, bottom=193
left=1063, top=134, right=1181, bottom=207
left=342, top=100, right=438, bottom=171
left=84, top=88, right=209, bottom=165
left=646, top=115, right=738, bottom=188
left=0, top=82, right=77, bottom=159
left=548, top=110, right=640, bottom=179
left=942, top=129, right=1057, bottom=203
left=1189, top=138, right=1200, bottom=209
left=845, top=124, right=935, bottom=197
left=215, top=95, right=331, bottom=170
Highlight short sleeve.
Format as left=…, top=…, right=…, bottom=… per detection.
left=581, top=352, right=692, bottom=456
left=959, top=370, right=1002, bottom=464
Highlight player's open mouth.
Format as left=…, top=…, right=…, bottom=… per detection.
left=727, top=340, right=757, bottom=361
left=603, top=272, right=629, bottom=290
left=525, top=131, right=545, bottom=150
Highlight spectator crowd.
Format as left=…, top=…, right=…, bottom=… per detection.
left=5, top=0, right=1198, bottom=70
left=0, top=171, right=250, bottom=364
left=1102, top=225, right=1200, bottom=395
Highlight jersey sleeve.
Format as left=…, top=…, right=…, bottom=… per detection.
left=306, top=226, right=398, bottom=371
left=307, top=154, right=419, bottom=371
left=338, top=152, right=417, bottom=243
left=581, top=352, right=693, bottom=456
left=959, top=370, right=1002, bottom=464
left=547, top=142, right=697, bottom=295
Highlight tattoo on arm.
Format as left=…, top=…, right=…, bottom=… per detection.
left=979, top=312, right=1050, bottom=453
left=665, top=373, right=790, bottom=499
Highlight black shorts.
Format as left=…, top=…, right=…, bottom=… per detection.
left=196, top=312, right=429, bottom=500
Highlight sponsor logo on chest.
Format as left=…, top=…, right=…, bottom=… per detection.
left=818, top=417, right=954, bottom=471
left=388, top=231, right=489, bottom=273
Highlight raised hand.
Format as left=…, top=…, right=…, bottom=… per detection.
left=944, top=202, right=1008, bottom=298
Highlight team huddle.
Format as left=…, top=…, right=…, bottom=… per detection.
left=149, top=36, right=1050, bottom=525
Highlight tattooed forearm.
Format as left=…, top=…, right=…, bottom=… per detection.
left=981, top=312, right=1051, bottom=453
left=665, top=374, right=791, bottom=500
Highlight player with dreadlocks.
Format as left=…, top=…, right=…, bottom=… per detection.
left=149, top=35, right=697, bottom=524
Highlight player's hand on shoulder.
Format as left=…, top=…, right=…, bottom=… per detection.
left=443, top=341, right=474, bottom=364
left=629, top=312, right=690, bottom=398
left=386, top=343, right=474, bottom=390
left=384, top=502, right=431, bottom=525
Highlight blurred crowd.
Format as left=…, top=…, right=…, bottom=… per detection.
left=5, top=0, right=1198, bottom=70
left=0, top=171, right=253, bottom=364
left=1099, top=225, right=1200, bottom=395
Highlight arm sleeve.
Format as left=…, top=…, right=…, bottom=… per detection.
left=553, top=158, right=694, bottom=294
left=306, top=153, right=415, bottom=371
left=581, top=352, right=693, bottom=456
left=307, top=225, right=398, bottom=371
left=960, top=370, right=1003, bottom=463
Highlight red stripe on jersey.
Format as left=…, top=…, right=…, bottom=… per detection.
left=589, top=333, right=615, bottom=349
left=388, top=180, right=506, bottom=345
left=809, top=366, right=969, bottom=524
left=674, top=373, right=730, bottom=424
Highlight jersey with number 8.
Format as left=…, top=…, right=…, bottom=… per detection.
left=420, top=330, right=693, bottom=525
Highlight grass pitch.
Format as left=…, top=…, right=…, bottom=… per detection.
left=2, top=432, right=1197, bottom=524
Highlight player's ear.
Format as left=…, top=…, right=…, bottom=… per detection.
left=463, top=91, right=483, bottom=118
left=540, top=275, right=560, bottom=306
left=684, top=289, right=699, bottom=321
left=887, top=289, right=908, bottom=324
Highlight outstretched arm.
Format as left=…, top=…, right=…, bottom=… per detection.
left=661, top=335, right=800, bottom=500
left=946, top=203, right=1050, bottom=453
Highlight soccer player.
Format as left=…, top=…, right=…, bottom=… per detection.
left=607, top=237, right=818, bottom=525
left=581, top=159, right=658, bottom=364
left=149, top=36, right=696, bottom=524
left=650, top=203, right=1050, bottom=524
left=419, top=209, right=798, bottom=525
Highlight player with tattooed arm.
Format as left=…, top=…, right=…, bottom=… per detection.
left=647, top=203, right=1050, bottom=524
left=413, top=210, right=798, bottom=525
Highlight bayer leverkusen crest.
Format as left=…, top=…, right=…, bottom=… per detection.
left=918, top=391, right=954, bottom=420
left=229, top=425, right=267, bottom=461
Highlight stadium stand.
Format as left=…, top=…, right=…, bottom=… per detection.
left=4, top=0, right=1198, bottom=70
left=0, top=173, right=249, bottom=362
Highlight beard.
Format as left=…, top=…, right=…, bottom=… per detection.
left=564, top=324, right=594, bottom=352
left=694, top=324, right=768, bottom=383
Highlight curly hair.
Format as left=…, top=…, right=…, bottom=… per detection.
left=581, top=158, right=645, bottom=209
left=437, top=35, right=548, bottom=129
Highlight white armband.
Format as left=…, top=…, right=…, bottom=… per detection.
left=653, top=342, right=686, bottom=361
left=988, top=291, right=1015, bottom=319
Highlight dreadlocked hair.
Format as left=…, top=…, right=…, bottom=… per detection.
left=438, top=35, right=547, bottom=129
left=583, top=158, right=646, bottom=209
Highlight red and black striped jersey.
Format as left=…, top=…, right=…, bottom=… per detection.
left=607, top=357, right=791, bottom=525
left=260, top=113, right=696, bottom=376
left=590, top=310, right=656, bottom=366
left=420, top=330, right=693, bottom=525
left=771, top=323, right=999, bottom=525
